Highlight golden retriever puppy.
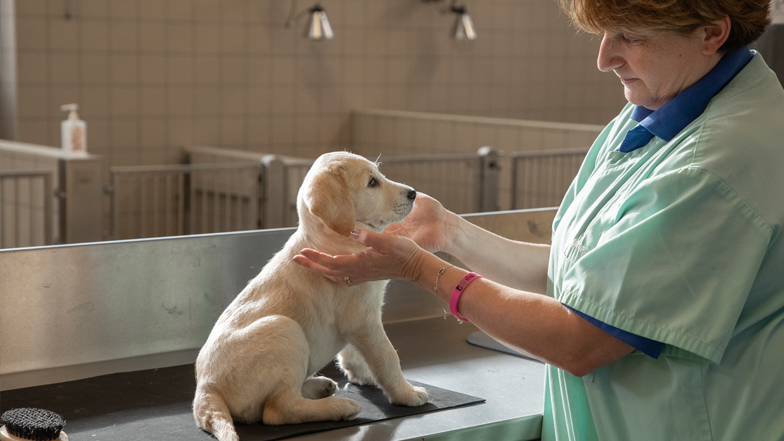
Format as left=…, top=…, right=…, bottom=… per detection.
left=193, top=152, right=428, bottom=441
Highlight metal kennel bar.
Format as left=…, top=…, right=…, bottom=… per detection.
left=510, top=148, right=589, bottom=210
left=0, top=170, right=53, bottom=248
left=375, top=146, right=500, bottom=214
left=260, top=147, right=502, bottom=229
left=258, top=155, right=315, bottom=229
left=109, top=147, right=503, bottom=236
left=107, top=162, right=262, bottom=240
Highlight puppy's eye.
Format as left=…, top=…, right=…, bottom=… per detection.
left=368, top=177, right=377, bottom=187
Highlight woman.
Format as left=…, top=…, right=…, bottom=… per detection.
left=295, top=0, right=784, bottom=439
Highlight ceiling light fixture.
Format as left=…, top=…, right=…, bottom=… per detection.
left=285, top=1, right=334, bottom=40
left=421, top=0, right=478, bottom=41
left=451, top=5, right=476, bottom=40
left=308, top=5, right=334, bottom=40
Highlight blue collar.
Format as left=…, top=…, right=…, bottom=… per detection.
left=630, top=46, right=754, bottom=142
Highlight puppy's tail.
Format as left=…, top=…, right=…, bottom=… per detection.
left=193, top=384, right=239, bottom=441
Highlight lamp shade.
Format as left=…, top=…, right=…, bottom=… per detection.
left=453, top=7, right=476, bottom=40
left=308, top=5, right=334, bottom=40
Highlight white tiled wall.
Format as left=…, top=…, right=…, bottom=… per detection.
left=1, top=0, right=627, bottom=169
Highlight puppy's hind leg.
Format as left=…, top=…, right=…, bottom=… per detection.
left=301, top=376, right=337, bottom=399
left=263, top=388, right=361, bottom=425
left=258, top=317, right=361, bottom=425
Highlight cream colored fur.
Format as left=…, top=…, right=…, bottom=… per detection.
left=193, top=152, right=428, bottom=441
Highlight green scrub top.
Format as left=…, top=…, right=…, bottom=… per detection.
left=543, top=54, right=784, bottom=441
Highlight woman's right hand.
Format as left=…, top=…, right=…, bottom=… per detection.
left=383, top=193, right=460, bottom=254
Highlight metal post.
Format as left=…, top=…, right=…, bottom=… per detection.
left=261, top=156, right=286, bottom=229
left=510, top=156, right=519, bottom=210
left=57, top=157, right=103, bottom=244
left=475, top=146, right=500, bottom=213
left=43, top=173, right=52, bottom=245
left=14, top=177, right=20, bottom=246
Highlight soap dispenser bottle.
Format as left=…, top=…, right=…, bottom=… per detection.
left=60, top=103, right=87, bottom=155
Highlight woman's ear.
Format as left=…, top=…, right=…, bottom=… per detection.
left=701, top=15, right=731, bottom=55
left=303, top=168, right=356, bottom=237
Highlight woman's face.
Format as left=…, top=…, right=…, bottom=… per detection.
left=597, top=28, right=719, bottom=110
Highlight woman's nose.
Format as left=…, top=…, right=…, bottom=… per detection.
left=597, top=32, right=623, bottom=72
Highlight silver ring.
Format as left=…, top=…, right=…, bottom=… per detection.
left=344, top=276, right=352, bottom=285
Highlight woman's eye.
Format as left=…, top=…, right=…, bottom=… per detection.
left=368, top=177, right=377, bottom=187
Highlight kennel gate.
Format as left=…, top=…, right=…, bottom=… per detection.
left=0, top=170, right=54, bottom=248
left=107, top=162, right=262, bottom=240
left=510, top=148, right=589, bottom=210
left=106, top=147, right=583, bottom=241
left=259, top=147, right=501, bottom=229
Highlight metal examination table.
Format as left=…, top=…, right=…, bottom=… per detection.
left=0, top=209, right=556, bottom=440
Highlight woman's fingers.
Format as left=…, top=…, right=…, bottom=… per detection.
left=293, top=230, right=426, bottom=284
left=292, top=250, right=331, bottom=271
left=293, top=250, right=352, bottom=283
left=351, top=229, right=389, bottom=250
left=296, top=248, right=355, bottom=271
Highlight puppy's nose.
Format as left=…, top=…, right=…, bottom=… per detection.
left=407, top=189, right=417, bottom=201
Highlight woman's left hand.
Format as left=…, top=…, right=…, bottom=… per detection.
left=293, top=229, right=427, bottom=285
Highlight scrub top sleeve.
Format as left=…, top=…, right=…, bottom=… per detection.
left=566, top=306, right=664, bottom=358
left=557, top=168, right=771, bottom=364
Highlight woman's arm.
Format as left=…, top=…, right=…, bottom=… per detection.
left=440, top=211, right=551, bottom=294
left=383, top=194, right=550, bottom=294
left=412, top=248, right=634, bottom=377
left=294, top=230, right=634, bottom=377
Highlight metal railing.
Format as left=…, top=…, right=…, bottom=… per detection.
left=258, top=155, right=315, bottom=229
left=2, top=139, right=591, bottom=246
left=259, top=147, right=501, bottom=228
left=377, top=146, right=500, bottom=213
left=510, top=148, right=589, bottom=210
left=0, top=170, right=54, bottom=248
left=107, top=162, right=262, bottom=240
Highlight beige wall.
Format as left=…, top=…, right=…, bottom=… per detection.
left=1, top=0, right=626, bottom=168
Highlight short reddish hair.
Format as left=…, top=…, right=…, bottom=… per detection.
left=558, top=0, right=771, bottom=53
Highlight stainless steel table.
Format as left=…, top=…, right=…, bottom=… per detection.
left=297, top=317, right=546, bottom=441
left=0, top=317, right=544, bottom=441
left=1, top=209, right=555, bottom=440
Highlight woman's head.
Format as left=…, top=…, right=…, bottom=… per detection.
left=559, top=0, right=771, bottom=54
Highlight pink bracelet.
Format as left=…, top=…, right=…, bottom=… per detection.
left=450, top=272, right=483, bottom=323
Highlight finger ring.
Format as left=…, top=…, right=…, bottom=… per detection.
left=344, top=276, right=352, bottom=285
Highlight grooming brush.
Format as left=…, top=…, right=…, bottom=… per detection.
left=0, top=408, right=69, bottom=441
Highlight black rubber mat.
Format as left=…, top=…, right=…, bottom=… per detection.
left=0, top=363, right=484, bottom=441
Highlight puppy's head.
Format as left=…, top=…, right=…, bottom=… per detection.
left=298, top=152, right=416, bottom=236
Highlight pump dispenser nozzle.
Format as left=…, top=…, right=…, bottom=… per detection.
left=61, top=103, right=80, bottom=120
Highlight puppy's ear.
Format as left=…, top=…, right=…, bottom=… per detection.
left=304, top=168, right=355, bottom=236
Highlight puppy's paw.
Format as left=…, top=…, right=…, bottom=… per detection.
left=331, top=397, right=361, bottom=420
left=302, top=376, right=338, bottom=399
left=389, top=384, right=429, bottom=407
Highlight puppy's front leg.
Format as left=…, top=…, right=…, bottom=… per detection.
left=347, top=326, right=428, bottom=407
left=338, top=344, right=377, bottom=386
